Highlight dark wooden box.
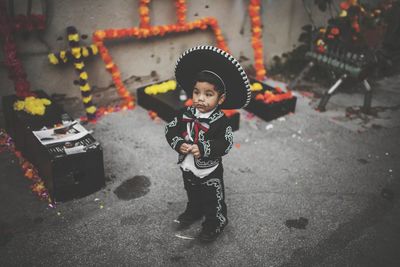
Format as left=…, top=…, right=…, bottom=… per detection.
left=137, top=81, right=240, bottom=131
left=2, top=91, right=105, bottom=202
left=244, top=79, right=297, bottom=122
left=27, top=134, right=105, bottom=202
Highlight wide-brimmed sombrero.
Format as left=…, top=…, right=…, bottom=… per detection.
left=175, top=45, right=251, bottom=109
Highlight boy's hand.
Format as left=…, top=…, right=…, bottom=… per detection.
left=179, top=143, right=192, bottom=154
left=191, top=144, right=201, bottom=158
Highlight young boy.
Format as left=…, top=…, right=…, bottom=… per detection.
left=166, top=45, right=251, bottom=242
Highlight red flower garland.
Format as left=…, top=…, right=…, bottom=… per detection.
left=0, top=2, right=42, bottom=98
left=0, top=129, right=52, bottom=205
left=175, top=0, right=187, bottom=25
left=139, top=0, right=151, bottom=28
left=248, top=0, right=267, bottom=80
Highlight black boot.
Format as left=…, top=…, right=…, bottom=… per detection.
left=198, top=219, right=228, bottom=242
left=175, top=202, right=203, bottom=229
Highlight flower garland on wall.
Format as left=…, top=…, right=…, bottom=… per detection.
left=139, top=0, right=151, bottom=28
left=92, top=0, right=230, bottom=113
left=0, top=2, right=38, bottom=98
left=0, top=129, right=53, bottom=206
left=48, top=26, right=98, bottom=121
left=175, top=0, right=187, bottom=25
left=248, top=0, right=267, bottom=81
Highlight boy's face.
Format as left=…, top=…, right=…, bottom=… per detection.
left=192, top=81, right=225, bottom=113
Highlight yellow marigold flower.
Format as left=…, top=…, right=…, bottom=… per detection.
left=74, top=62, right=85, bottom=70
left=167, top=80, right=177, bottom=90
left=340, top=10, right=347, bottom=17
left=13, top=97, right=51, bottom=115
left=40, top=98, right=51, bottom=106
left=82, top=47, right=89, bottom=57
left=48, top=53, right=59, bottom=64
left=82, top=95, right=92, bottom=103
left=71, top=47, right=81, bottom=58
left=90, top=44, right=98, bottom=55
left=250, top=82, right=263, bottom=91
left=60, top=51, right=68, bottom=63
left=144, top=85, right=155, bottom=95
left=80, top=72, right=88, bottom=80
left=68, top=33, right=79, bottom=42
left=144, top=80, right=178, bottom=95
left=41, top=98, right=51, bottom=105
left=13, top=101, right=25, bottom=111
left=86, top=106, right=97, bottom=114
left=80, top=83, right=91, bottom=91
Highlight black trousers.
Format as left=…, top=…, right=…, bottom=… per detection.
left=181, top=164, right=228, bottom=232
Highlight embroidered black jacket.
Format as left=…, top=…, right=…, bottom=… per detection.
left=165, top=106, right=234, bottom=169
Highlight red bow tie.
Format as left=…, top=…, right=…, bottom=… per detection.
left=182, top=113, right=210, bottom=143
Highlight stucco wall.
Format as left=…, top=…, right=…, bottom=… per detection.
left=0, top=0, right=362, bottom=110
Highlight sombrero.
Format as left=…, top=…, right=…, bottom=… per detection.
left=175, top=45, right=251, bottom=109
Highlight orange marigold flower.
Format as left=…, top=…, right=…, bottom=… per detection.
left=94, top=30, right=106, bottom=39
left=255, top=93, right=264, bottom=101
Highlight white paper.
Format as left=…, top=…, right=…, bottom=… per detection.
left=32, top=120, right=89, bottom=146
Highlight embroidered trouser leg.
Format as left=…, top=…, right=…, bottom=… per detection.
left=181, top=169, right=202, bottom=216
left=200, top=164, right=228, bottom=232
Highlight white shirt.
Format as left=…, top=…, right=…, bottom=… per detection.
left=180, top=108, right=219, bottom=178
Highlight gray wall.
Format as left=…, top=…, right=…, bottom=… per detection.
left=0, top=0, right=345, bottom=108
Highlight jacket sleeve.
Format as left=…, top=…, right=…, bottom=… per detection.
left=165, top=110, right=186, bottom=153
left=197, top=118, right=233, bottom=158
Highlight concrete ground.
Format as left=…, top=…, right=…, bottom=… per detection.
left=1, top=75, right=400, bottom=266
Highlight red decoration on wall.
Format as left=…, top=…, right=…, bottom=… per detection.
left=248, top=0, right=267, bottom=80
left=92, top=0, right=230, bottom=111
left=0, top=1, right=46, bottom=98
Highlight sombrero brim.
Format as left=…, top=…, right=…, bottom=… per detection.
left=175, top=45, right=251, bottom=109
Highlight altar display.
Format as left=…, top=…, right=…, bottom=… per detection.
left=1, top=0, right=280, bottom=203
left=3, top=91, right=105, bottom=202
left=244, top=79, right=297, bottom=122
